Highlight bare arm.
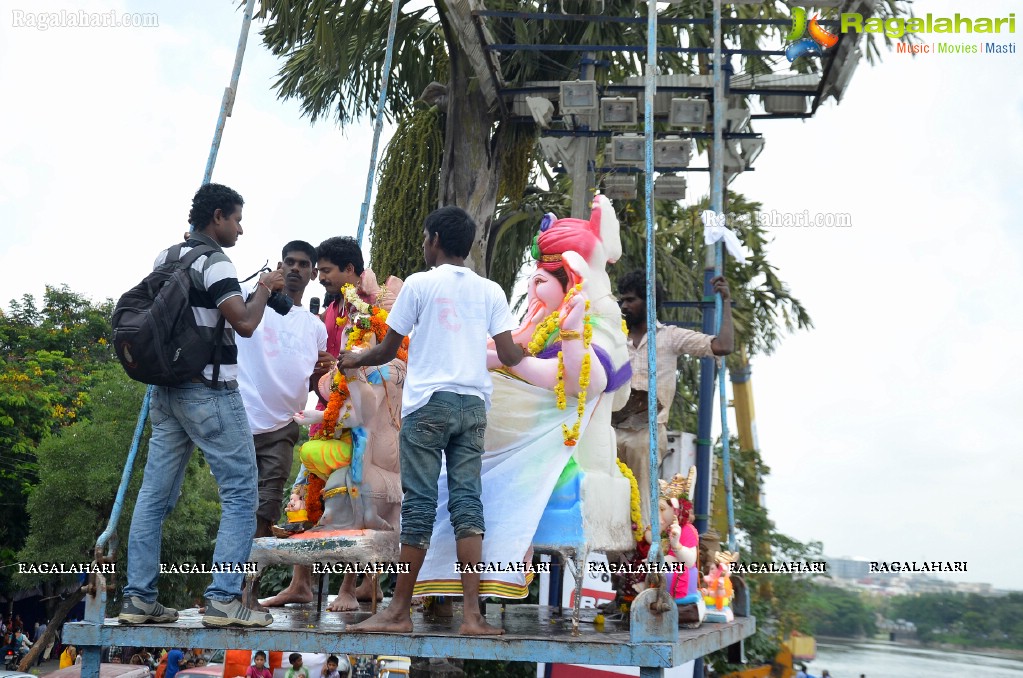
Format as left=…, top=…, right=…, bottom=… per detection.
left=493, top=330, right=525, bottom=367
left=339, top=328, right=405, bottom=368
left=709, top=275, right=734, bottom=356
left=218, top=270, right=285, bottom=338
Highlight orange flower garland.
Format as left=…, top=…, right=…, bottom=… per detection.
left=318, top=370, right=350, bottom=440
left=341, top=285, right=410, bottom=363
left=306, top=473, right=325, bottom=525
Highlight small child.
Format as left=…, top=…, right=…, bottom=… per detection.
left=341, top=206, right=524, bottom=636
left=246, top=651, right=273, bottom=678
left=321, top=656, right=341, bottom=678
left=284, top=653, right=309, bottom=678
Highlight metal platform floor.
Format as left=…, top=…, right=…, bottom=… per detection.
left=65, top=601, right=754, bottom=668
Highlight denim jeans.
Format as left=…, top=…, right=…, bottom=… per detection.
left=399, top=391, right=486, bottom=549
left=123, top=383, right=257, bottom=602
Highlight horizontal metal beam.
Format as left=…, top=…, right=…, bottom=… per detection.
left=487, top=44, right=786, bottom=56
left=64, top=607, right=754, bottom=668
left=503, top=85, right=820, bottom=96
left=541, top=130, right=763, bottom=139
left=472, top=10, right=838, bottom=29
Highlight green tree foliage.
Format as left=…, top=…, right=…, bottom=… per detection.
left=370, top=106, right=444, bottom=280
left=892, top=592, right=1023, bottom=649
left=802, top=585, right=877, bottom=638
left=0, top=286, right=114, bottom=601
left=16, top=364, right=221, bottom=616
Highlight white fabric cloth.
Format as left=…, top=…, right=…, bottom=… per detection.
left=386, top=264, right=517, bottom=417
left=701, top=209, right=748, bottom=264
left=414, top=374, right=598, bottom=596
left=237, top=295, right=327, bottom=434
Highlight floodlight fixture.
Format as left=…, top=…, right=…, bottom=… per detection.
left=611, top=134, right=646, bottom=166
left=669, top=98, right=708, bottom=128
left=600, top=97, right=638, bottom=127
left=762, top=94, right=809, bottom=115
left=740, top=138, right=765, bottom=169
left=654, top=137, right=693, bottom=168
left=525, top=96, right=555, bottom=128
left=560, top=80, right=599, bottom=115
left=654, top=174, right=687, bottom=201
left=602, top=174, right=638, bottom=201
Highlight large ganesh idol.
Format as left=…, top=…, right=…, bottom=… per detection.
left=413, top=195, right=635, bottom=601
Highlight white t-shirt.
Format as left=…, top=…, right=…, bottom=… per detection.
left=386, top=264, right=517, bottom=417
left=237, top=295, right=328, bottom=434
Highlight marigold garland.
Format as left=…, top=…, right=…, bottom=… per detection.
left=528, top=312, right=560, bottom=355
left=306, top=473, right=325, bottom=525
left=318, top=370, right=350, bottom=440
left=560, top=300, right=592, bottom=446
left=615, top=459, right=645, bottom=543
left=340, top=284, right=410, bottom=362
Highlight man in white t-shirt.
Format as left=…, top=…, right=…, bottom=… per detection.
left=340, top=206, right=524, bottom=636
left=237, top=240, right=329, bottom=540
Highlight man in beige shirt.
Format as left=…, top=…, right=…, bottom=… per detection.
left=613, top=269, right=734, bottom=526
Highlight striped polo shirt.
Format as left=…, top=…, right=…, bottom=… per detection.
left=153, top=233, right=242, bottom=386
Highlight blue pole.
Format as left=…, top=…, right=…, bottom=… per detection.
left=356, top=0, right=403, bottom=248
left=710, top=0, right=736, bottom=554
left=201, top=0, right=257, bottom=187
left=643, top=0, right=660, bottom=563
left=94, top=388, right=152, bottom=556
left=98, top=0, right=258, bottom=557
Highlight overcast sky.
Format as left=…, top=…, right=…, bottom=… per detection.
left=2, top=1, right=1020, bottom=591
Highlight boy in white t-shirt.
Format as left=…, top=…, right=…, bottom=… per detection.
left=339, top=206, right=524, bottom=635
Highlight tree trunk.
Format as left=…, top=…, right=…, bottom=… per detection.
left=18, top=586, right=86, bottom=672
left=439, top=39, right=500, bottom=276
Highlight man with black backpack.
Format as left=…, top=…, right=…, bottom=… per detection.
left=117, top=183, right=284, bottom=628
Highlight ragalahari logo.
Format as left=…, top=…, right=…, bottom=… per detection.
left=785, top=7, right=839, bottom=61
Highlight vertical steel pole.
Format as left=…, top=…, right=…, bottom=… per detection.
left=644, top=0, right=661, bottom=562
left=202, top=0, right=257, bottom=186
left=357, top=0, right=404, bottom=247
left=695, top=0, right=725, bottom=538
left=697, top=14, right=728, bottom=678
left=570, top=53, right=597, bottom=219
left=708, top=0, right=737, bottom=554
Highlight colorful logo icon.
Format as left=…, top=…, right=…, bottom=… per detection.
left=785, top=7, right=839, bottom=61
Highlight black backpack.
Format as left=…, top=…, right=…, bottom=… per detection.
left=112, top=243, right=225, bottom=387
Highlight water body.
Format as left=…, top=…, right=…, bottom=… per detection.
left=806, top=639, right=1023, bottom=677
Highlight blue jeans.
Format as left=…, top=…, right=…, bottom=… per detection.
left=123, top=383, right=257, bottom=602
left=399, top=391, right=487, bottom=549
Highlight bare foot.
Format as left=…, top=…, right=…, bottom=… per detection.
left=260, top=584, right=314, bottom=608
left=326, top=591, right=360, bottom=612
left=354, top=577, right=383, bottom=602
left=346, top=607, right=413, bottom=634
left=459, top=611, right=505, bottom=636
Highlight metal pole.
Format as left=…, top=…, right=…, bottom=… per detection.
left=695, top=0, right=725, bottom=537
left=356, top=0, right=403, bottom=247
left=644, top=0, right=660, bottom=561
left=570, top=53, right=596, bottom=219
left=201, top=0, right=257, bottom=186
left=709, top=0, right=736, bottom=554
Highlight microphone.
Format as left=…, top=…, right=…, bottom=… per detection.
left=309, top=297, right=321, bottom=315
